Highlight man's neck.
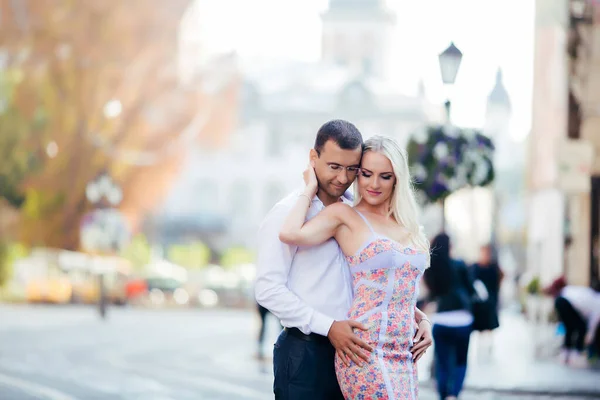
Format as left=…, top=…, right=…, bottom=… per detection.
left=316, top=189, right=339, bottom=207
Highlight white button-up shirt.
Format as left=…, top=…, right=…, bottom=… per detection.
left=254, top=188, right=353, bottom=336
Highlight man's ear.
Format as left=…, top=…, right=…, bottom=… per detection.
left=309, top=148, right=318, bottom=162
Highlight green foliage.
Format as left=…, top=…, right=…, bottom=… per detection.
left=0, top=241, right=29, bottom=288
left=220, top=247, right=255, bottom=268
left=0, top=70, right=47, bottom=209
left=526, top=277, right=540, bottom=295
left=120, top=234, right=152, bottom=270
left=167, top=242, right=211, bottom=269
left=21, top=188, right=65, bottom=220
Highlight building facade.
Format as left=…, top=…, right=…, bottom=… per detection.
left=158, top=0, right=443, bottom=251
left=527, top=0, right=600, bottom=288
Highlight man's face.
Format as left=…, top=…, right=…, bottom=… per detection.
left=310, top=140, right=362, bottom=198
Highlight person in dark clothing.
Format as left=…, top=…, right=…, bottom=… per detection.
left=544, top=276, right=600, bottom=367
left=256, top=303, right=282, bottom=360
left=471, top=245, right=504, bottom=359
left=423, top=233, right=477, bottom=400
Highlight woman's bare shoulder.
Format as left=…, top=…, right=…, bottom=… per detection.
left=323, top=202, right=361, bottom=224
left=324, top=202, right=355, bottom=214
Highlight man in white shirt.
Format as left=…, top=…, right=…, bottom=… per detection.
left=255, top=120, right=431, bottom=399
left=256, top=120, right=365, bottom=399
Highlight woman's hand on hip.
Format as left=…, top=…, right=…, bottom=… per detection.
left=411, top=319, right=433, bottom=362
left=328, top=320, right=372, bottom=367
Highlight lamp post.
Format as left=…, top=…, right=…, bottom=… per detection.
left=83, top=170, right=126, bottom=319
left=437, top=42, right=463, bottom=232
left=438, top=42, right=463, bottom=124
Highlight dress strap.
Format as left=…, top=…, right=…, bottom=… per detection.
left=354, top=210, right=376, bottom=236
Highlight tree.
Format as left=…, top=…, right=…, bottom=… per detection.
left=407, top=125, right=495, bottom=227
left=0, top=0, right=238, bottom=249
left=167, top=242, right=211, bottom=269
left=0, top=241, right=28, bottom=289
left=0, top=74, right=39, bottom=208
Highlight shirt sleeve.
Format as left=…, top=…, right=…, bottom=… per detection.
left=254, top=202, right=335, bottom=336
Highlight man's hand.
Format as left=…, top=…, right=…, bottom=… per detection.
left=328, top=320, right=372, bottom=367
left=411, top=319, right=433, bottom=362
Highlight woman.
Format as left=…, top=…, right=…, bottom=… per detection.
left=423, top=233, right=476, bottom=400
left=471, top=245, right=503, bottom=358
left=279, top=136, right=430, bottom=399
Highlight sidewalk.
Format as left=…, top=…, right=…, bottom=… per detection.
left=418, top=309, right=600, bottom=397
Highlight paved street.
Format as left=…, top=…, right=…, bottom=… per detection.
left=0, top=304, right=596, bottom=400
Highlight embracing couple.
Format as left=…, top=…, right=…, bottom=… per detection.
left=255, top=119, right=433, bottom=400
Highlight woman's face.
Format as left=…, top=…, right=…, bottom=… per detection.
left=357, top=151, right=396, bottom=207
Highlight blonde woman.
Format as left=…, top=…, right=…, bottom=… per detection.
left=279, top=136, right=430, bottom=399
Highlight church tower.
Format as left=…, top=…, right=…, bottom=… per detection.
left=484, top=68, right=512, bottom=169
left=321, top=0, right=396, bottom=77
left=484, top=68, right=512, bottom=136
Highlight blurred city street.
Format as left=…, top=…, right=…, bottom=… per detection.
left=1, top=0, right=600, bottom=399
left=0, top=304, right=598, bottom=400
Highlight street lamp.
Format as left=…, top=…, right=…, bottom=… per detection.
left=435, top=42, right=463, bottom=233
left=438, top=42, right=463, bottom=123
left=83, top=170, right=126, bottom=319
left=85, top=171, right=123, bottom=208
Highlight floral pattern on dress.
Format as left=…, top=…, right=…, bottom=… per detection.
left=347, top=240, right=395, bottom=266
left=336, top=237, right=426, bottom=400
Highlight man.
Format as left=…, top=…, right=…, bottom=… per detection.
left=255, top=120, right=432, bottom=399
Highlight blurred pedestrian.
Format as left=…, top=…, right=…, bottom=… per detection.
left=424, top=233, right=476, bottom=400
left=256, top=302, right=282, bottom=360
left=544, top=277, right=600, bottom=368
left=256, top=303, right=269, bottom=360
left=471, top=244, right=504, bottom=359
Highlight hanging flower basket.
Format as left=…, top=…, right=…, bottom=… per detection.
left=407, top=125, right=495, bottom=204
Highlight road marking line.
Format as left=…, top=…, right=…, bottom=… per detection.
left=0, top=372, right=79, bottom=400
left=105, top=355, right=266, bottom=399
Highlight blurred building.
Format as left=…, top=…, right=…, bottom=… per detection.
left=444, top=68, right=526, bottom=266
left=527, top=0, right=599, bottom=288
left=157, top=0, right=443, bottom=251
left=486, top=69, right=527, bottom=270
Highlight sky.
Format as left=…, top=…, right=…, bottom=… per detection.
left=192, top=0, right=535, bottom=141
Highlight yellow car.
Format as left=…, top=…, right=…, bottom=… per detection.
left=26, top=277, right=72, bottom=304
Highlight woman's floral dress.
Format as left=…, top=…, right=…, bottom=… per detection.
left=335, top=211, right=427, bottom=400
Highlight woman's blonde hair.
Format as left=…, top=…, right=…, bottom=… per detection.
left=354, top=135, right=429, bottom=253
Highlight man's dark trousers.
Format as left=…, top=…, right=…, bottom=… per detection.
left=273, top=328, right=344, bottom=400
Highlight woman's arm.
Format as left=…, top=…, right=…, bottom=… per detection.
left=414, top=307, right=429, bottom=324
left=279, top=194, right=350, bottom=246
left=279, top=163, right=351, bottom=247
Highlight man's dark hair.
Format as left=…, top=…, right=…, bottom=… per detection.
left=314, top=119, right=363, bottom=155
